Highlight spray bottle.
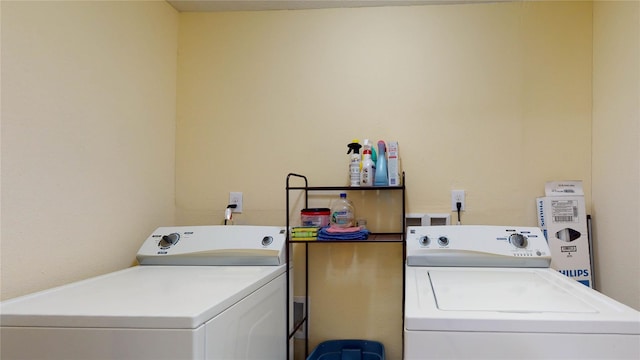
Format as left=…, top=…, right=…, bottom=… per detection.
left=360, top=140, right=375, bottom=186
left=374, top=140, right=389, bottom=186
left=347, top=140, right=362, bottom=187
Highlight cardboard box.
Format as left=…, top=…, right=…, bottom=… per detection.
left=537, top=181, right=593, bottom=287
left=387, top=141, right=400, bottom=186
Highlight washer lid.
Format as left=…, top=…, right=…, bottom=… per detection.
left=0, top=265, right=285, bottom=329
left=404, top=267, right=640, bottom=334
left=430, top=270, right=597, bottom=313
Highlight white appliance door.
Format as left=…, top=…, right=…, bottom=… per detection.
left=1, top=265, right=285, bottom=329
left=429, top=269, right=596, bottom=313
left=405, top=267, right=640, bottom=334
left=1, top=265, right=286, bottom=360
left=404, top=267, right=640, bottom=360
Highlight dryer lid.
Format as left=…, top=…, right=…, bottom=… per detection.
left=0, top=265, right=285, bottom=329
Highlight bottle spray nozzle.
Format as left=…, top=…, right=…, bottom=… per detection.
left=347, top=140, right=362, bottom=154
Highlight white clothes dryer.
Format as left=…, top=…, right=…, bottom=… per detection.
left=404, top=225, right=640, bottom=360
left=1, top=225, right=288, bottom=360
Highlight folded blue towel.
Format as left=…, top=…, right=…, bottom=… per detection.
left=317, top=226, right=369, bottom=240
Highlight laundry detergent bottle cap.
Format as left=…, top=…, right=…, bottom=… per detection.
left=374, top=140, right=389, bottom=186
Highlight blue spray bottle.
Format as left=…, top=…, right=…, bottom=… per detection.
left=374, top=140, right=389, bottom=186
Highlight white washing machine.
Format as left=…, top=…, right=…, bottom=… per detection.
left=404, top=225, right=640, bottom=360
left=1, top=225, right=289, bottom=360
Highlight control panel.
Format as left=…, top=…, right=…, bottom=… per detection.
left=406, top=225, right=551, bottom=268
left=136, top=225, right=287, bottom=266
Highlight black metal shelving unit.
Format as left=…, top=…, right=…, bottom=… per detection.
left=285, top=172, right=406, bottom=359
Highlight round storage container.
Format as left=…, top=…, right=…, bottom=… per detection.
left=301, top=208, right=331, bottom=227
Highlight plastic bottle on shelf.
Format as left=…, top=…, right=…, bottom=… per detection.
left=370, top=140, right=377, bottom=165
left=347, top=140, right=362, bottom=187
left=330, top=193, right=355, bottom=228
left=374, top=140, right=389, bottom=186
left=360, top=140, right=375, bottom=186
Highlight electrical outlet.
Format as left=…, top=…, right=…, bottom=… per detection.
left=229, top=192, right=243, bottom=213
left=451, top=190, right=465, bottom=211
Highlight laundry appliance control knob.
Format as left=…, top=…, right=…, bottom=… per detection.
left=261, top=236, right=274, bottom=246
left=418, top=236, right=430, bottom=246
left=438, top=236, right=449, bottom=246
left=159, top=233, right=180, bottom=248
left=509, top=233, right=528, bottom=248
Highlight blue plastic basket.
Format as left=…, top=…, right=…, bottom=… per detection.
left=307, top=339, right=385, bottom=360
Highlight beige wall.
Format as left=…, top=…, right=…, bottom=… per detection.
left=592, top=0, right=640, bottom=310
left=1, top=1, right=179, bottom=300
left=177, top=2, right=593, bottom=228
left=176, top=2, right=595, bottom=358
left=2, top=0, right=638, bottom=359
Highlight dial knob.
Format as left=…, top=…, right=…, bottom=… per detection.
left=438, top=236, right=449, bottom=246
left=261, top=236, right=274, bottom=246
left=159, top=233, right=180, bottom=248
left=509, top=233, right=528, bottom=248
left=418, top=236, right=430, bottom=246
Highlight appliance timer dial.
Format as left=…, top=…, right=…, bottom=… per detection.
left=159, top=233, right=180, bottom=248
left=261, top=236, right=274, bottom=246
left=509, top=233, right=528, bottom=248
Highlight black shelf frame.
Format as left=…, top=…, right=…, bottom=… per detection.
left=285, top=172, right=406, bottom=359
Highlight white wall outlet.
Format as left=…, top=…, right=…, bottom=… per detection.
left=451, top=190, right=465, bottom=211
left=229, top=192, right=243, bottom=213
